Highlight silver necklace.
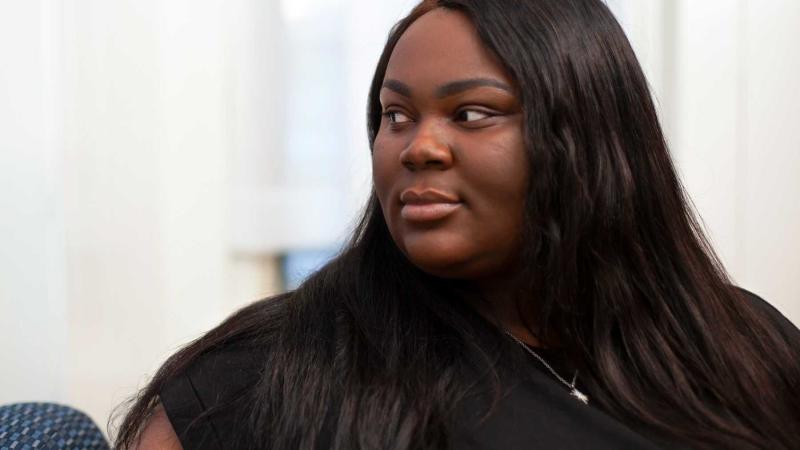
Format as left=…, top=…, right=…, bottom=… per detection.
left=503, top=330, right=590, bottom=405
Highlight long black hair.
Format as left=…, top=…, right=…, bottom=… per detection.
left=114, top=1, right=800, bottom=448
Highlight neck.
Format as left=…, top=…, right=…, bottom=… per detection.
left=461, top=277, right=546, bottom=348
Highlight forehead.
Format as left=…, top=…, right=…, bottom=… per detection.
left=384, top=8, right=514, bottom=93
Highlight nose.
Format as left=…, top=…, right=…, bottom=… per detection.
left=399, top=122, right=454, bottom=171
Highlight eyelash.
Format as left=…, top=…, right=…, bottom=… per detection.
left=381, top=108, right=496, bottom=126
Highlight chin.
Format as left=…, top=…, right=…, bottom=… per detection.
left=391, top=229, right=509, bottom=280
left=402, top=247, right=488, bottom=280
left=399, top=237, right=518, bottom=283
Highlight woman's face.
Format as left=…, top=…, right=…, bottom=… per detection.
left=372, top=8, right=528, bottom=283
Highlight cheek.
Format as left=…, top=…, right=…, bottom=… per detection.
left=371, top=137, right=394, bottom=200
left=459, top=134, right=528, bottom=251
left=371, top=134, right=404, bottom=230
left=460, top=131, right=528, bottom=204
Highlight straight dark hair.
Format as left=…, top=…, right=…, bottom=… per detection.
left=113, top=0, right=800, bottom=448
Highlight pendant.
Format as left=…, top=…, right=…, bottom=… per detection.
left=570, top=388, right=589, bottom=404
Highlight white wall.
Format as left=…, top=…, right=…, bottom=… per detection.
left=0, top=0, right=284, bottom=430
left=737, top=1, right=800, bottom=316
left=613, top=0, right=799, bottom=322
left=670, top=0, right=799, bottom=320
left=0, top=0, right=68, bottom=406
left=0, top=0, right=411, bottom=432
left=59, top=0, right=234, bottom=427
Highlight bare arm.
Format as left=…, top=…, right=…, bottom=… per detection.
left=131, top=403, right=183, bottom=450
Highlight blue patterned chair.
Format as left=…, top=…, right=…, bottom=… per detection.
left=0, top=403, right=109, bottom=450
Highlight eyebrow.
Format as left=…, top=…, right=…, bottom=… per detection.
left=381, top=77, right=514, bottom=99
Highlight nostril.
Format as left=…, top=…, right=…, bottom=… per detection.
left=425, top=160, right=445, bottom=168
left=400, top=139, right=453, bottom=171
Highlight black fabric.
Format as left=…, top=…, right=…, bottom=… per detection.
left=159, top=288, right=798, bottom=449
left=450, top=349, right=668, bottom=450
left=159, top=345, right=263, bottom=450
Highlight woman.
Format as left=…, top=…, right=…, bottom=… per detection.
left=116, top=0, right=800, bottom=449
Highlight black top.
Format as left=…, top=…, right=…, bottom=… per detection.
left=159, top=288, right=798, bottom=449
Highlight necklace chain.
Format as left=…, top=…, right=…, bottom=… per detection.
left=503, top=330, right=590, bottom=405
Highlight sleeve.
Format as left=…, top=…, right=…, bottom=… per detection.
left=736, top=286, right=800, bottom=342
left=158, top=345, right=264, bottom=450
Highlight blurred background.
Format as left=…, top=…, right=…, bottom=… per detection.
left=1, top=0, right=798, bottom=435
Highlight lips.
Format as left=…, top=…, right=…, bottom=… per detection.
left=399, top=188, right=462, bottom=222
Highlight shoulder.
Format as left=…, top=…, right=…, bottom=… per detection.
left=733, top=286, right=799, bottom=341
left=133, top=404, right=183, bottom=450
left=158, top=330, right=269, bottom=449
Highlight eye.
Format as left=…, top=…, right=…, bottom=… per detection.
left=454, top=109, right=493, bottom=122
left=382, top=110, right=413, bottom=124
